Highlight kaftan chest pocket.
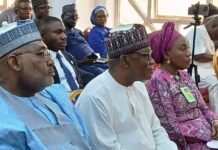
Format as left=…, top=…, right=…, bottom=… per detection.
left=32, top=124, right=90, bottom=150
left=172, top=86, right=197, bottom=112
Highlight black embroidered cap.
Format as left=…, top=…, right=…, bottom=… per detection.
left=104, top=24, right=150, bottom=59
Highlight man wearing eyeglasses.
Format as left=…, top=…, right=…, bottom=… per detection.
left=39, top=16, right=95, bottom=91
left=32, top=0, right=52, bottom=24
left=76, top=24, right=178, bottom=150
left=0, top=0, right=34, bottom=27
left=0, top=20, right=92, bottom=149
left=62, top=4, right=108, bottom=77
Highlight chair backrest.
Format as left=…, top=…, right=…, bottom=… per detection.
left=213, top=50, right=218, bottom=79
left=69, top=89, right=83, bottom=104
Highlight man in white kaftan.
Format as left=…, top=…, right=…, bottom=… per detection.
left=76, top=24, right=177, bottom=150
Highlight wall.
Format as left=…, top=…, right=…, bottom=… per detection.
left=50, top=0, right=75, bottom=19
left=49, top=0, right=115, bottom=31
left=76, top=0, right=95, bottom=30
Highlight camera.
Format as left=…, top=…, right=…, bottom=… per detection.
left=188, top=3, right=209, bottom=16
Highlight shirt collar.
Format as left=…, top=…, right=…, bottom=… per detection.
left=49, top=50, right=64, bottom=59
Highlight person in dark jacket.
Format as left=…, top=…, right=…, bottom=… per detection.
left=62, top=4, right=108, bottom=76
left=39, top=16, right=94, bottom=91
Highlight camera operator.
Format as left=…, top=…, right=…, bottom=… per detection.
left=185, top=11, right=218, bottom=113
left=203, top=3, right=218, bottom=19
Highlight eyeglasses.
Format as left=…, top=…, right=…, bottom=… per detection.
left=14, top=50, right=51, bottom=61
left=65, top=12, right=79, bottom=19
left=134, top=51, right=152, bottom=61
left=18, top=7, right=32, bottom=11
left=37, top=5, right=52, bottom=10
left=95, top=14, right=108, bottom=19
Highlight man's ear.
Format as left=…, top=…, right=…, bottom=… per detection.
left=7, top=55, right=22, bottom=71
left=119, top=55, right=130, bottom=69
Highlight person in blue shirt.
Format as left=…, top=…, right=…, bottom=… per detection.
left=62, top=4, right=108, bottom=76
left=0, top=20, right=92, bottom=150
left=87, top=6, right=111, bottom=58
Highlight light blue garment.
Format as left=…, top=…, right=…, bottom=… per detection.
left=0, top=95, right=47, bottom=150
left=40, top=84, right=90, bottom=140
left=0, top=84, right=90, bottom=149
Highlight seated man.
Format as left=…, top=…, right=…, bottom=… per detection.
left=14, top=0, right=33, bottom=21
left=62, top=4, right=108, bottom=76
left=76, top=24, right=177, bottom=150
left=31, top=0, right=52, bottom=26
left=39, top=16, right=94, bottom=91
left=0, top=20, right=92, bottom=149
left=0, top=0, right=34, bottom=27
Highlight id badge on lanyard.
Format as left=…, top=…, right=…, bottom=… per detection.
left=180, top=86, right=195, bottom=103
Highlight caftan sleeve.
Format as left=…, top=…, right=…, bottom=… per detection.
left=143, top=90, right=178, bottom=150
left=0, top=115, right=47, bottom=150
left=76, top=95, right=126, bottom=150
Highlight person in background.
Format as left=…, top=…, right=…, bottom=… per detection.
left=31, top=0, right=52, bottom=25
left=76, top=24, right=177, bottom=150
left=39, top=16, right=94, bottom=91
left=203, top=3, right=218, bottom=19
left=87, top=6, right=111, bottom=58
left=62, top=4, right=108, bottom=76
left=147, top=21, right=218, bottom=150
left=15, top=0, right=32, bottom=20
left=0, top=0, right=33, bottom=26
left=0, top=20, right=92, bottom=149
left=185, top=15, right=218, bottom=113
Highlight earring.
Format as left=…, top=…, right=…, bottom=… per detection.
left=167, top=58, right=171, bottom=64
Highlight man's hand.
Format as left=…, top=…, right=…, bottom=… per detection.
left=77, top=58, right=96, bottom=66
left=194, top=53, right=213, bottom=62
left=212, top=120, right=218, bottom=139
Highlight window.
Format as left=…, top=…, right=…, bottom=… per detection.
left=0, top=0, right=15, bottom=12
left=154, top=0, right=207, bottom=19
left=118, top=0, right=213, bottom=34
left=120, top=0, right=144, bottom=24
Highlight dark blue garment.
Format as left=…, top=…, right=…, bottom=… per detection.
left=78, top=68, right=95, bottom=86
left=87, top=26, right=110, bottom=58
left=65, top=28, right=108, bottom=76
left=80, top=63, right=108, bottom=76
left=90, top=6, right=108, bottom=25
left=53, top=51, right=94, bottom=87
left=56, top=53, right=79, bottom=91
left=66, top=28, right=94, bottom=61
left=0, top=84, right=92, bottom=149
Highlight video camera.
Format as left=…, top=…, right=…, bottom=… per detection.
left=186, top=2, right=209, bottom=87
left=188, top=3, right=209, bottom=16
